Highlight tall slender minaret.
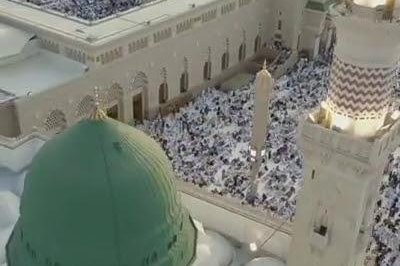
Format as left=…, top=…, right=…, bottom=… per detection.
left=248, top=61, right=273, bottom=198
left=288, top=1, right=400, bottom=266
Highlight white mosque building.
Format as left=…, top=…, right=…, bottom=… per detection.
left=1, top=0, right=400, bottom=266
left=0, top=0, right=339, bottom=138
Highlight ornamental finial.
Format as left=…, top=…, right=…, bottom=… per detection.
left=89, top=86, right=107, bottom=120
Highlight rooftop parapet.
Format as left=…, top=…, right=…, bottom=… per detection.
left=0, top=89, right=16, bottom=104
left=332, top=0, right=400, bottom=22
left=301, top=106, right=400, bottom=168
left=0, top=130, right=47, bottom=149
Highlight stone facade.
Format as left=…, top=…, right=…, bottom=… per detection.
left=288, top=2, right=400, bottom=266
left=0, top=0, right=311, bottom=138
left=288, top=116, right=400, bottom=266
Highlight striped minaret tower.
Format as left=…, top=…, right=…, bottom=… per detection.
left=325, top=0, right=400, bottom=137
left=288, top=1, right=400, bottom=266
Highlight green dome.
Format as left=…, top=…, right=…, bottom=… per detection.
left=6, top=117, right=197, bottom=266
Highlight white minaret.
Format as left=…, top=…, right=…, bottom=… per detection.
left=288, top=1, right=400, bottom=266
left=248, top=61, right=273, bottom=198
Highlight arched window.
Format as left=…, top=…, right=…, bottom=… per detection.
left=131, top=72, right=148, bottom=90
left=106, top=104, right=119, bottom=120
left=44, top=109, right=67, bottom=134
left=130, top=71, right=148, bottom=121
left=238, top=43, right=246, bottom=62
left=76, top=95, right=95, bottom=118
left=105, top=83, right=123, bottom=104
left=180, top=71, right=189, bottom=93
left=159, top=82, right=168, bottom=104
left=132, top=93, right=144, bottom=124
left=221, top=52, right=229, bottom=71
left=277, top=10, right=283, bottom=31
left=203, top=61, right=212, bottom=80
left=314, top=207, right=328, bottom=237
left=254, top=34, right=261, bottom=54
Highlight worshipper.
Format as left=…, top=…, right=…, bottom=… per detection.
left=26, top=0, right=146, bottom=21
left=140, top=56, right=330, bottom=221
left=139, top=54, right=400, bottom=265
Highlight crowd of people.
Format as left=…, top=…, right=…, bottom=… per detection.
left=26, top=0, right=147, bottom=21
left=141, top=57, right=329, bottom=219
left=369, top=151, right=400, bottom=265
left=140, top=57, right=400, bottom=265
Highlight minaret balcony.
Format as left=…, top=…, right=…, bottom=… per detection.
left=300, top=106, right=400, bottom=169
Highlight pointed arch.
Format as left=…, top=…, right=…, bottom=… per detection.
left=159, top=82, right=169, bottom=104
left=203, top=61, right=212, bottom=80
left=313, top=203, right=329, bottom=237
left=254, top=34, right=261, bottom=54
left=44, top=109, right=67, bottom=134
left=131, top=71, right=148, bottom=91
left=131, top=71, right=149, bottom=120
left=180, top=71, right=189, bottom=93
left=95, top=83, right=124, bottom=121
left=221, top=52, right=229, bottom=71
left=106, top=104, right=119, bottom=120
left=238, top=42, right=246, bottom=62
left=104, top=83, right=123, bottom=104
left=278, top=20, right=282, bottom=31
left=76, top=95, right=95, bottom=118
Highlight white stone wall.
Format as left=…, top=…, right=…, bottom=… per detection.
left=0, top=0, right=311, bottom=136
left=179, top=187, right=292, bottom=261
left=271, top=0, right=307, bottom=50
left=299, top=9, right=328, bottom=58
left=287, top=117, right=400, bottom=266
left=13, top=0, right=279, bottom=136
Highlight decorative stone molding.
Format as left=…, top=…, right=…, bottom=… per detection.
left=300, top=117, right=400, bottom=167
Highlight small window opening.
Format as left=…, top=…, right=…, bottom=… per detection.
left=314, top=225, right=328, bottom=236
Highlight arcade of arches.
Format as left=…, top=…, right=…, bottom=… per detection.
left=41, top=36, right=265, bottom=135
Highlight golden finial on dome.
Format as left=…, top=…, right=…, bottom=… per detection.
left=263, top=59, right=267, bottom=71
left=89, top=86, right=107, bottom=120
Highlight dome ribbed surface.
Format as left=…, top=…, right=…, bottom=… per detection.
left=6, top=118, right=197, bottom=266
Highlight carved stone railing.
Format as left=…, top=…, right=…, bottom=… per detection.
left=176, top=180, right=293, bottom=234
left=0, top=131, right=48, bottom=150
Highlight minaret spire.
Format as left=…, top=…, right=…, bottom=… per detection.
left=247, top=62, right=274, bottom=199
